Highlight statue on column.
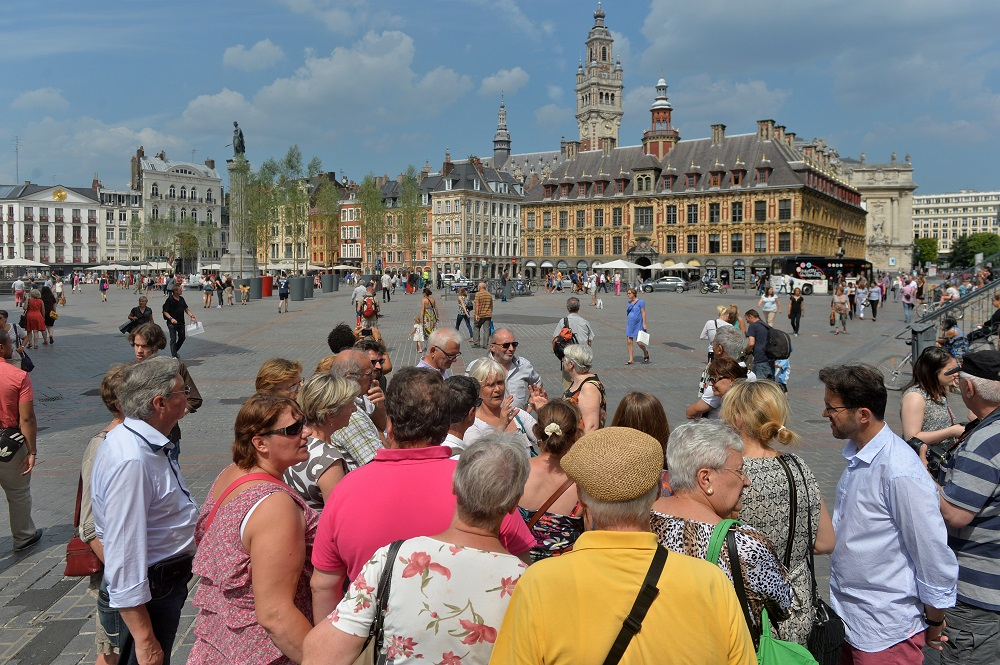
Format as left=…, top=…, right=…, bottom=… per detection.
left=232, top=121, right=246, bottom=157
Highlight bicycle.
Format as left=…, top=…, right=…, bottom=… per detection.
left=876, top=350, right=913, bottom=391
left=917, top=300, right=964, bottom=319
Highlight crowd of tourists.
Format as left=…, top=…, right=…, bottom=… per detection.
left=55, top=273, right=998, bottom=665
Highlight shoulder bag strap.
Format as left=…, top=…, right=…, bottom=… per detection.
left=526, top=478, right=575, bottom=529
left=725, top=528, right=756, bottom=634
left=74, top=475, right=84, bottom=529
left=785, top=455, right=820, bottom=605
left=601, top=545, right=668, bottom=665
left=706, top=518, right=739, bottom=565
left=775, top=455, right=797, bottom=570
left=202, top=472, right=290, bottom=533
left=365, top=539, right=405, bottom=657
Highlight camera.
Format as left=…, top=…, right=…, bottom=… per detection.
left=906, top=436, right=955, bottom=481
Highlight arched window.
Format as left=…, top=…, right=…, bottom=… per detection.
left=152, top=206, right=158, bottom=219
left=601, top=46, right=607, bottom=61
left=190, top=187, right=197, bottom=201
left=207, top=211, right=213, bottom=223
left=180, top=208, right=187, bottom=219
left=151, top=183, right=159, bottom=196
left=168, top=185, right=176, bottom=199
left=180, top=187, right=187, bottom=200
left=191, top=210, right=198, bottom=223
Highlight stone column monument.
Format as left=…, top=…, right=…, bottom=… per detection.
left=220, top=123, right=258, bottom=277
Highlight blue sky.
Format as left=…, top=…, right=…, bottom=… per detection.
left=3, top=0, right=999, bottom=195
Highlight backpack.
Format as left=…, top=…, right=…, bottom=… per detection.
left=552, top=317, right=578, bottom=360
left=362, top=296, right=377, bottom=318
left=763, top=324, right=792, bottom=361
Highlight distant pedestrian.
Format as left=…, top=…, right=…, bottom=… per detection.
left=277, top=272, right=290, bottom=314
left=0, top=329, right=40, bottom=552
left=411, top=315, right=424, bottom=353
left=625, top=288, right=648, bottom=365
left=472, top=282, right=493, bottom=348
left=162, top=283, right=196, bottom=358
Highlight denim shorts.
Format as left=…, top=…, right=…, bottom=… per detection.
left=96, top=576, right=123, bottom=651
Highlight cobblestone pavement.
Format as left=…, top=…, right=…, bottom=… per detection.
left=0, top=282, right=920, bottom=664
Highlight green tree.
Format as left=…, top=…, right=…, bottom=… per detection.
left=358, top=173, right=387, bottom=272
left=913, top=237, right=938, bottom=267
left=947, top=233, right=1000, bottom=268
left=397, top=165, right=423, bottom=267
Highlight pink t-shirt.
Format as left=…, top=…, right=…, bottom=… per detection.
left=0, top=362, right=32, bottom=428
left=312, top=445, right=534, bottom=579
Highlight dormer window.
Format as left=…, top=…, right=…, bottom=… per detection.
left=732, top=171, right=744, bottom=186
left=756, top=168, right=772, bottom=185
left=615, top=180, right=625, bottom=194
left=686, top=174, right=697, bottom=188
left=561, top=184, right=571, bottom=197
left=445, top=179, right=452, bottom=191
left=635, top=175, right=652, bottom=192
left=578, top=183, right=588, bottom=197
left=544, top=185, right=554, bottom=199
left=709, top=173, right=722, bottom=187
left=595, top=181, right=605, bottom=195
left=662, top=175, right=677, bottom=190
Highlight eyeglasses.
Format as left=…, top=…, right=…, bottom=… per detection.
left=720, top=466, right=748, bottom=481
left=493, top=341, right=519, bottom=350
left=166, top=385, right=191, bottom=397
left=823, top=402, right=854, bottom=414
left=370, top=358, right=384, bottom=366
left=433, top=346, right=461, bottom=360
left=262, top=418, right=306, bottom=437
left=349, top=369, right=375, bottom=378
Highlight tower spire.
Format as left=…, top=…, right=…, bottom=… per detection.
left=493, top=97, right=511, bottom=168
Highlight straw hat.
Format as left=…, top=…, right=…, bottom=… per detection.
left=561, top=427, right=663, bottom=502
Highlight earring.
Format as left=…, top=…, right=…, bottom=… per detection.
left=706, top=488, right=714, bottom=495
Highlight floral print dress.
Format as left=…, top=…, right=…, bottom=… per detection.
left=332, top=535, right=526, bottom=664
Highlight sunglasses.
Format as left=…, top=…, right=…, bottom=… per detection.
left=262, top=418, right=306, bottom=437
left=493, top=341, right=519, bottom=350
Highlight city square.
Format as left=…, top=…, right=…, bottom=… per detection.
left=0, top=281, right=924, bottom=663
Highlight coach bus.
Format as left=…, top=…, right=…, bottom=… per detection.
left=769, top=255, right=873, bottom=295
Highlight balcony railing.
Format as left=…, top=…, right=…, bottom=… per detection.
left=24, top=214, right=33, bottom=221
left=72, top=215, right=81, bottom=222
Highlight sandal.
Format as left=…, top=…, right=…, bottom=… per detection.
left=625, top=360, right=635, bottom=365
left=643, top=353, right=650, bottom=363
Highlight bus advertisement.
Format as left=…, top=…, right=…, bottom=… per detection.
left=770, top=255, right=873, bottom=295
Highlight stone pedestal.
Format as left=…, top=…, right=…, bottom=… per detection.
left=221, top=158, right=259, bottom=278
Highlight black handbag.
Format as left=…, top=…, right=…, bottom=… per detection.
left=0, top=427, right=26, bottom=463
left=363, top=539, right=404, bottom=665
left=785, top=456, right=845, bottom=665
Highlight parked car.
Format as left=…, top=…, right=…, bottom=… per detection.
left=642, top=276, right=690, bottom=293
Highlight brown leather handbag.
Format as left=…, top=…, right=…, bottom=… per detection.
left=64, top=476, right=103, bottom=577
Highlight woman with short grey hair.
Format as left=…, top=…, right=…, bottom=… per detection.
left=302, top=435, right=529, bottom=665
left=466, top=358, right=538, bottom=452
left=651, top=421, right=793, bottom=649
left=562, top=344, right=606, bottom=433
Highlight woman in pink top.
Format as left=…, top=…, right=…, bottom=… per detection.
left=189, top=393, right=318, bottom=665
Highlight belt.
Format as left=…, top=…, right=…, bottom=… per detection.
left=147, top=554, right=193, bottom=587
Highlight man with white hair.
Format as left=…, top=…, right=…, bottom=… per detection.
left=932, top=351, right=1000, bottom=664
left=490, top=426, right=755, bottom=664
left=418, top=328, right=462, bottom=378
left=91, top=356, right=199, bottom=665
left=687, top=326, right=756, bottom=419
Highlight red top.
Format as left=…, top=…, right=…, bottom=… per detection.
left=0, top=361, right=32, bottom=428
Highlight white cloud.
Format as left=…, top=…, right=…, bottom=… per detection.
left=223, top=39, right=285, bottom=72
left=535, top=103, right=567, bottom=128
left=11, top=88, right=69, bottom=111
left=547, top=85, right=563, bottom=101
left=278, top=0, right=402, bottom=36
left=479, top=67, right=529, bottom=97
left=670, top=75, right=790, bottom=131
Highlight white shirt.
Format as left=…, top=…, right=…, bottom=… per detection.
left=91, top=418, right=199, bottom=609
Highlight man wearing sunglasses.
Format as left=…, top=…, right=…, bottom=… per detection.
left=467, top=328, right=543, bottom=412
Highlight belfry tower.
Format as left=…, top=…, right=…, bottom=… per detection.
left=575, top=3, right=623, bottom=151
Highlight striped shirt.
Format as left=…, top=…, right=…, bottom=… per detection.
left=942, top=406, right=1000, bottom=611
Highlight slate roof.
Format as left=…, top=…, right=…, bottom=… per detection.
left=431, top=161, right=524, bottom=197
left=140, top=155, right=220, bottom=179
left=0, top=184, right=99, bottom=201
left=521, top=131, right=857, bottom=204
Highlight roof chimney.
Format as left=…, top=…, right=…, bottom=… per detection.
left=775, top=125, right=786, bottom=143
left=204, top=158, right=215, bottom=170
left=711, top=123, right=726, bottom=146
left=785, top=132, right=796, bottom=147
left=442, top=149, right=454, bottom=178
left=757, top=119, right=775, bottom=141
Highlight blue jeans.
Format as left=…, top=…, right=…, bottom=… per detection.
left=903, top=302, right=913, bottom=323
left=940, top=601, right=1000, bottom=665
left=753, top=360, right=774, bottom=380
left=97, top=576, right=124, bottom=651
left=456, top=314, right=472, bottom=337
left=117, top=557, right=193, bottom=665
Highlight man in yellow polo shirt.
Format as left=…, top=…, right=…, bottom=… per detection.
left=489, top=427, right=755, bottom=665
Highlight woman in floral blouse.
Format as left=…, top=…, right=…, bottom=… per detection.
left=302, top=434, right=530, bottom=665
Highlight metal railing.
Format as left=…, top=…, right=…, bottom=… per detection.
left=917, top=280, right=999, bottom=332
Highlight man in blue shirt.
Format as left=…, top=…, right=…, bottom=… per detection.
left=92, top=357, right=199, bottom=665
left=934, top=351, right=1000, bottom=664
left=819, top=363, right=956, bottom=663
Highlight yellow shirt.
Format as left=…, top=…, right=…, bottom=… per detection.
left=489, top=531, right=755, bottom=665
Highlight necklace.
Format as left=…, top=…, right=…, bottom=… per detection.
left=451, top=525, right=498, bottom=540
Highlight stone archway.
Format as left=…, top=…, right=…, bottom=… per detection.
left=635, top=256, right=652, bottom=279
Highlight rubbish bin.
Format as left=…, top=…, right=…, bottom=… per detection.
left=249, top=277, right=263, bottom=300
left=261, top=275, right=273, bottom=297
left=289, top=276, right=306, bottom=301
left=332, top=273, right=340, bottom=291
left=911, top=322, right=937, bottom=360
left=304, top=276, right=314, bottom=298
left=321, top=273, right=335, bottom=293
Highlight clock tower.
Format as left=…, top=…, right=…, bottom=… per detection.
left=576, top=3, right=623, bottom=152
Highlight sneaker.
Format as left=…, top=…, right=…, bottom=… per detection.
left=14, top=528, right=42, bottom=552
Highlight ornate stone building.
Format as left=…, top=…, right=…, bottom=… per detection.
left=842, top=153, right=917, bottom=272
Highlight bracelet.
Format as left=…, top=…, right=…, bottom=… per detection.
left=925, top=616, right=944, bottom=627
